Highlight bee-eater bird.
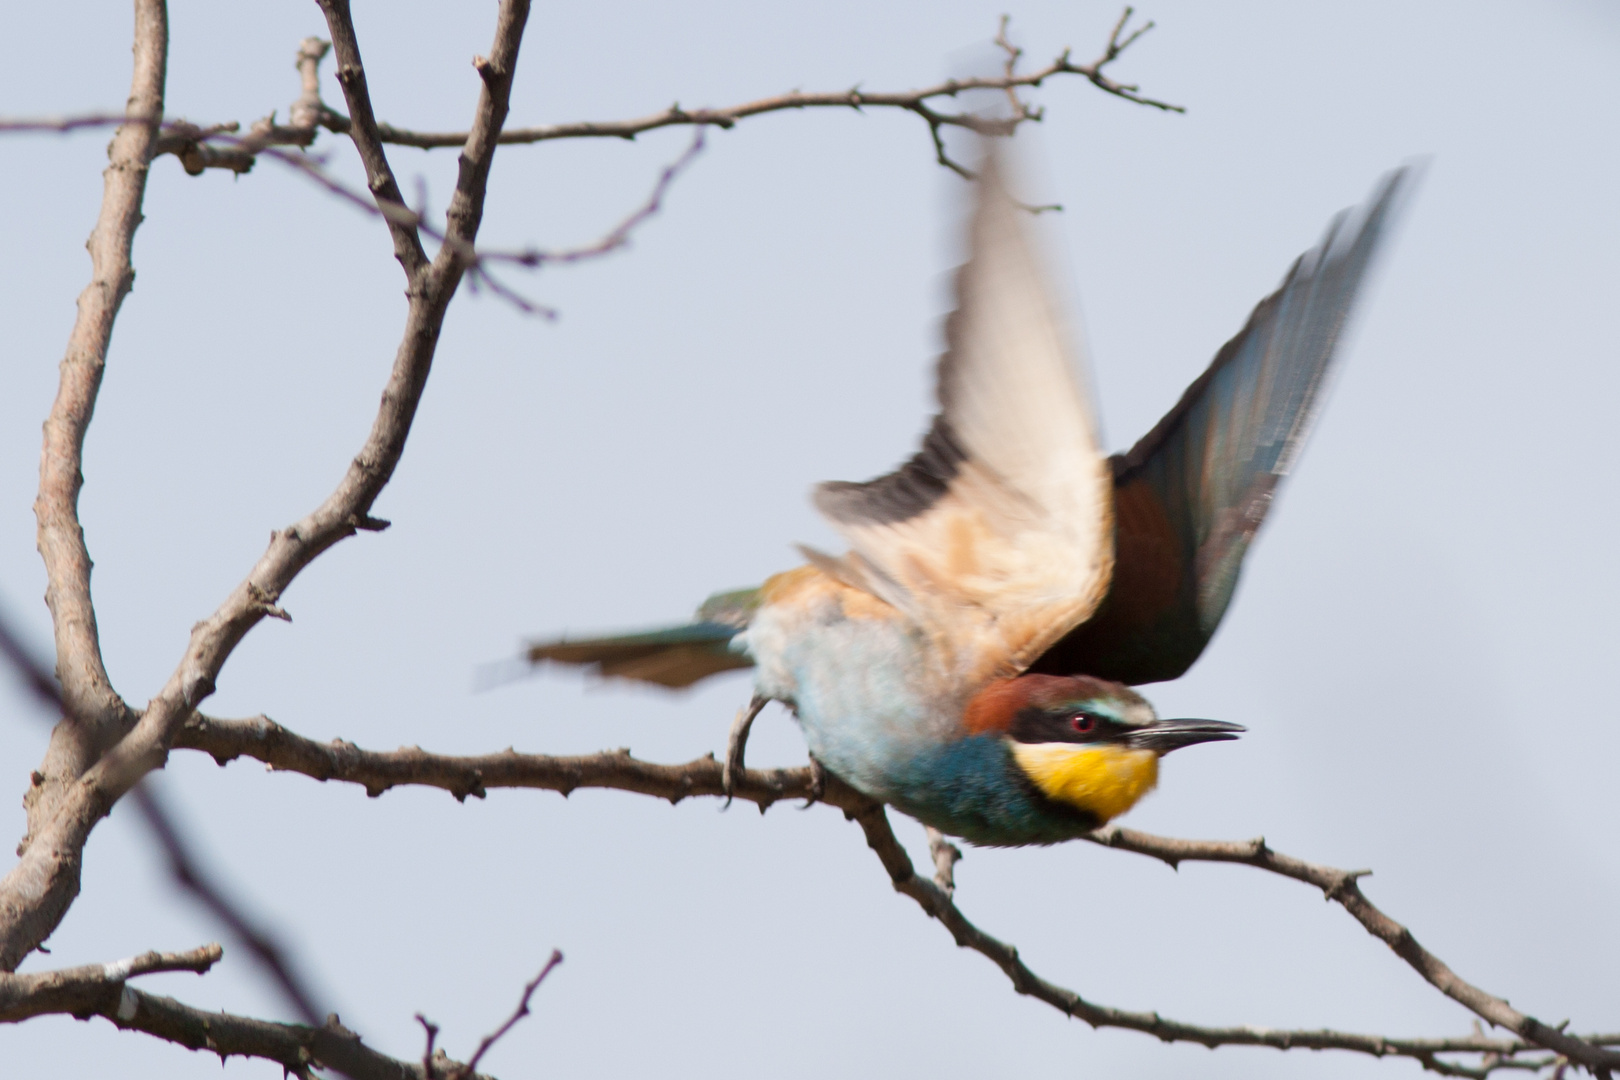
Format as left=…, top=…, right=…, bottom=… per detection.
left=524, top=153, right=1412, bottom=846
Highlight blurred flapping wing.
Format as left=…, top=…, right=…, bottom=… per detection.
left=813, top=153, right=1113, bottom=685
left=1029, top=166, right=1416, bottom=685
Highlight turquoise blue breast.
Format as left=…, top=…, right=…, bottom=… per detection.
left=882, top=736, right=1101, bottom=847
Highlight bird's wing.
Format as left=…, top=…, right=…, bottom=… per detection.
left=813, top=153, right=1113, bottom=685
left=1028, top=166, right=1416, bottom=685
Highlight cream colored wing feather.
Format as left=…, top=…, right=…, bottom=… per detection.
left=813, top=151, right=1113, bottom=685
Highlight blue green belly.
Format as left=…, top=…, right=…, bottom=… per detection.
left=882, top=735, right=1102, bottom=847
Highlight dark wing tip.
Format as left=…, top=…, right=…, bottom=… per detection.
left=813, top=416, right=968, bottom=527
left=1116, top=162, right=1419, bottom=483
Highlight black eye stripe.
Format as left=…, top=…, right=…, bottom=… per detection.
left=1008, top=706, right=1123, bottom=745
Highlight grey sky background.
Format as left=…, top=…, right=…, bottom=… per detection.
left=1, top=1, right=1617, bottom=1076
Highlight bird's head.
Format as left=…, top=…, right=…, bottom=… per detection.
left=963, top=674, right=1244, bottom=825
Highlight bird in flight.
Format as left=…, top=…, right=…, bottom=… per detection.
left=523, top=151, right=1412, bottom=846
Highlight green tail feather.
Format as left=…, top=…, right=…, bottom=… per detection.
left=524, top=587, right=760, bottom=689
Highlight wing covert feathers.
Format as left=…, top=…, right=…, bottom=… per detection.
left=814, top=151, right=1113, bottom=684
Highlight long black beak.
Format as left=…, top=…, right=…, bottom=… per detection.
left=1126, top=718, right=1246, bottom=754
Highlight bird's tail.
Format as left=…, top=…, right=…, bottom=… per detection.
left=517, top=587, right=760, bottom=690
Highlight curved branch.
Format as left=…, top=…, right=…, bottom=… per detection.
left=1084, top=826, right=1620, bottom=1076
left=171, top=713, right=1615, bottom=1076
left=850, top=805, right=1611, bottom=1080
left=31, top=0, right=164, bottom=752
left=10, top=0, right=166, bottom=973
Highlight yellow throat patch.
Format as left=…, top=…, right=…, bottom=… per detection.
left=1010, top=743, right=1160, bottom=823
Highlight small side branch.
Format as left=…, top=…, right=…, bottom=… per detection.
left=83, top=986, right=484, bottom=1080
left=460, top=951, right=563, bottom=1078
left=317, top=1, right=428, bottom=275
left=0, top=905, right=486, bottom=1077
left=0, top=944, right=220, bottom=1022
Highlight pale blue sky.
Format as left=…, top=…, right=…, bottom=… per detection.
left=0, top=1, right=1616, bottom=1076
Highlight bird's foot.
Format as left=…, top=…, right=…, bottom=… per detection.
left=800, top=754, right=827, bottom=809
left=721, top=694, right=767, bottom=808
left=924, top=826, right=962, bottom=897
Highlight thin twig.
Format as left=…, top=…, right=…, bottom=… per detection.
left=317, top=0, right=428, bottom=275
left=416, top=1013, right=440, bottom=1080
left=457, top=951, right=563, bottom=1079
left=0, top=944, right=221, bottom=1022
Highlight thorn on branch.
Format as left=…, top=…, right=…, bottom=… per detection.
left=348, top=513, right=391, bottom=532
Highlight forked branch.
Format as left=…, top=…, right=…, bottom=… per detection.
left=0, top=0, right=534, bottom=979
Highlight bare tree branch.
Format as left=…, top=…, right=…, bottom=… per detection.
left=0, top=606, right=523, bottom=1079
left=0, top=0, right=534, bottom=976
left=8, top=978, right=490, bottom=1080
left=1, top=10, right=1159, bottom=306
left=848, top=805, right=1616, bottom=1080
left=4, top=7, right=1179, bottom=180
left=316, top=7, right=1182, bottom=150
left=317, top=0, right=428, bottom=276
left=171, top=712, right=1616, bottom=1076
left=6, top=0, right=166, bottom=974
left=1084, top=826, right=1620, bottom=1077
left=0, top=944, right=219, bottom=1022
left=174, top=711, right=814, bottom=806
left=0, top=113, right=705, bottom=319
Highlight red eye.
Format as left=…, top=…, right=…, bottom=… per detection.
left=1070, top=714, right=1096, bottom=734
